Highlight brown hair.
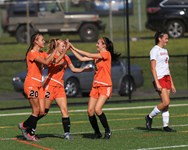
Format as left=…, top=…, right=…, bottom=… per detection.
left=102, top=37, right=121, bottom=61
left=25, top=32, right=42, bottom=58
left=154, top=31, right=168, bottom=45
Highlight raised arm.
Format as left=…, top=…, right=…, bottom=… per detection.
left=35, top=49, right=57, bottom=65
left=70, top=44, right=102, bottom=59
left=71, top=48, right=93, bottom=61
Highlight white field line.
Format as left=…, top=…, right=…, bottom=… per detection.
left=1, top=103, right=188, bottom=117
left=136, top=144, right=188, bottom=150
left=1, top=130, right=188, bottom=150
left=1, top=104, right=188, bottom=149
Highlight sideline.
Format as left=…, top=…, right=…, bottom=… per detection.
left=1, top=103, right=188, bottom=117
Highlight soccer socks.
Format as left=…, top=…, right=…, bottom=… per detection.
left=162, top=111, right=169, bottom=127
left=23, top=115, right=32, bottom=128
left=23, top=115, right=38, bottom=136
left=62, top=117, right=71, bottom=133
left=88, top=115, right=101, bottom=134
left=37, top=109, right=49, bottom=121
left=97, top=113, right=110, bottom=133
left=149, top=106, right=161, bottom=118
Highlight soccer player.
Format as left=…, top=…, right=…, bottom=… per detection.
left=70, top=37, right=120, bottom=139
left=37, top=39, right=91, bottom=140
left=145, top=31, right=176, bottom=132
left=18, top=33, right=57, bottom=141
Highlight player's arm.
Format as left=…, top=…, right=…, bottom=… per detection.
left=70, top=44, right=102, bottom=59
left=35, top=50, right=57, bottom=65
left=169, top=70, right=176, bottom=93
left=68, top=64, right=92, bottom=73
left=71, top=49, right=93, bottom=61
left=151, top=60, right=162, bottom=91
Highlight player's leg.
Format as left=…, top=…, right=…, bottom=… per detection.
left=161, top=89, right=175, bottom=132
left=145, top=80, right=163, bottom=130
left=88, top=97, right=102, bottom=139
left=22, top=97, right=40, bottom=141
left=56, top=96, right=71, bottom=139
left=37, top=99, right=51, bottom=121
left=19, top=86, right=40, bottom=141
left=95, top=95, right=111, bottom=139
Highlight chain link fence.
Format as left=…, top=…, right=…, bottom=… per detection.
left=0, top=1, right=187, bottom=109
left=0, top=55, right=187, bottom=102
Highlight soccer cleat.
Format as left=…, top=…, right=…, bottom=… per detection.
left=93, top=132, right=102, bottom=139
left=18, top=122, right=27, bottom=138
left=163, top=126, right=176, bottom=132
left=104, top=131, right=112, bottom=139
left=63, top=132, right=71, bottom=140
left=145, top=115, right=152, bottom=130
left=25, top=133, right=39, bottom=141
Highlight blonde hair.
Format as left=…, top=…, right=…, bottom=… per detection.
left=46, top=38, right=59, bottom=54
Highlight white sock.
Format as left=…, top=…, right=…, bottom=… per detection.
left=149, top=106, right=160, bottom=118
left=162, top=111, right=169, bottom=127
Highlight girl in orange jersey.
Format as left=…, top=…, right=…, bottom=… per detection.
left=37, top=39, right=91, bottom=140
left=18, top=33, right=57, bottom=141
left=70, top=37, right=120, bottom=139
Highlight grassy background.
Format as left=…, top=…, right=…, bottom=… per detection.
left=1, top=100, right=188, bottom=150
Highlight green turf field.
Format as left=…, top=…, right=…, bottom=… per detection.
left=1, top=99, right=188, bottom=150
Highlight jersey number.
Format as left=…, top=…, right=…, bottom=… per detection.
left=165, top=57, right=168, bottom=63
left=29, top=90, right=38, bottom=98
left=45, top=91, right=50, bottom=98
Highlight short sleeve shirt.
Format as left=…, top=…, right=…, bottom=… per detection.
left=93, top=51, right=112, bottom=87
left=45, top=54, right=72, bottom=86
left=25, top=50, right=48, bottom=86
left=150, top=45, right=170, bottom=79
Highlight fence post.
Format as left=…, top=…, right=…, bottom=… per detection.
left=137, top=0, right=142, bottom=32
left=0, top=9, right=2, bottom=37
left=187, top=55, right=188, bottom=88
left=125, top=0, right=132, bottom=101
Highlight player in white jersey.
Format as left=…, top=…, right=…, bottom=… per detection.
left=145, top=31, right=176, bottom=132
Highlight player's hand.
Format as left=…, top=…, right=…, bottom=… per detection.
left=171, top=85, right=176, bottom=94
left=156, top=84, right=162, bottom=92
left=83, top=64, right=93, bottom=72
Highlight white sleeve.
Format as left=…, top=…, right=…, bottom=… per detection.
left=150, top=47, right=157, bottom=61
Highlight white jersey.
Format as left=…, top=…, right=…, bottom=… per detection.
left=150, top=45, right=170, bottom=79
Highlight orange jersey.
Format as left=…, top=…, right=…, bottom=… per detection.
left=44, top=55, right=72, bottom=87
left=24, top=50, right=48, bottom=87
left=93, top=51, right=112, bottom=87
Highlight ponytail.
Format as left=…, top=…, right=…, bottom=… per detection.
left=25, top=32, right=42, bottom=59
left=102, top=37, right=121, bottom=62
